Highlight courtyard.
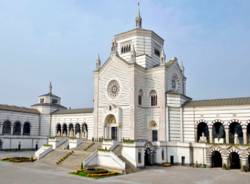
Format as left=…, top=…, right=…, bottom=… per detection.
left=0, top=155, right=249, bottom=184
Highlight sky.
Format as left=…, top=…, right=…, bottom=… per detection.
left=0, top=0, right=250, bottom=108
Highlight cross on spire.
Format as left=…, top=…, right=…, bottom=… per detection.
left=49, top=81, right=52, bottom=94
left=136, top=1, right=142, bottom=28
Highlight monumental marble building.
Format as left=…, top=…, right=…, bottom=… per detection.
left=1, top=7, right=250, bottom=171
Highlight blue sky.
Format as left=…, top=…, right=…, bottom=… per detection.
left=0, top=0, right=250, bottom=108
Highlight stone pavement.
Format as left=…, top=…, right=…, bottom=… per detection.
left=0, top=161, right=249, bottom=184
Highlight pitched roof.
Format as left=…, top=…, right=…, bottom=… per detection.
left=53, top=108, right=94, bottom=115
left=39, top=92, right=60, bottom=98
left=31, top=103, right=66, bottom=109
left=0, top=104, right=40, bottom=114
left=185, top=97, right=250, bottom=107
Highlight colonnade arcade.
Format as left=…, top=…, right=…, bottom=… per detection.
left=208, top=146, right=250, bottom=169
left=0, top=120, right=31, bottom=136
left=56, top=123, right=88, bottom=139
left=195, top=119, right=250, bottom=145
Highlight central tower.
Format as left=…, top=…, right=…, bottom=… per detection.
left=112, top=3, right=165, bottom=68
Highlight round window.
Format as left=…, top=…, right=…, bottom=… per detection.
left=107, top=80, right=120, bottom=98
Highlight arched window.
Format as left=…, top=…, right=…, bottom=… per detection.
left=150, top=90, right=157, bottom=106
left=229, top=122, right=243, bottom=144
left=121, top=44, right=131, bottom=54
left=247, top=123, right=250, bottom=144
left=138, top=89, right=143, bottom=105
left=23, top=122, right=31, bottom=136
left=69, top=123, right=74, bottom=137
left=152, top=130, right=158, bottom=142
left=62, top=124, right=67, bottom=136
left=56, top=124, right=61, bottom=136
left=13, top=121, right=21, bottom=135
left=75, top=123, right=81, bottom=137
left=82, top=123, right=88, bottom=139
left=197, top=122, right=209, bottom=142
left=2, top=120, right=11, bottom=135
left=171, top=74, right=178, bottom=90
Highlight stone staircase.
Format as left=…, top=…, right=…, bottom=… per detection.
left=61, top=142, right=102, bottom=170
left=38, top=150, right=70, bottom=165
left=38, top=141, right=102, bottom=170
left=112, top=144, right=138, bottom=174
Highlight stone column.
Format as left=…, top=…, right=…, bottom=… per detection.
left=240, top=157, right=248, bottom=168
left=225, top=126, right=229, bottom=144
left=194, top=127, right=198, bottom=142
left=209, top=125, right=213, bottom=143
left=222, top=156, right=229, bottom=168
left=0, top=123, right=3, bottom=135
left=67, top=125, right=70, bottom=137
left=20, top=124, right=23, bottom=135
left=11, top=124, right=14, bottom=135
left=242, top=127, right=247, bottom=145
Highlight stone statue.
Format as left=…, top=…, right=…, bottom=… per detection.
left=199, top=133, right=207, bottom=143
left=234, top=133, right=239, bottom=144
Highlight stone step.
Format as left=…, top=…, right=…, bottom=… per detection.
left=113, top=144, right=138, bottom=174
left=59, top=151, right=91, bottom=170
left=38, top=150, right=69, bottom=165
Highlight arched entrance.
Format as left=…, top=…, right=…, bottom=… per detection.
left=62, top=124, right=67, bottom=136
left=211, top=151, right=222, bottom=168
left=0, top=139, right=2, bottom=150
left=144, top=142, right=155, bottom=166
left=247, top=123, right=250, bottom=144
left=229, top=152, right=241, bottom=169
left=13, top=121, right=21, bottom=135
left=197, top=122, right=209, bottom=143
left=75, top=123, right=81, bottom=138
left=213, top=122, right=225, bottom=143
left=229, top=122, right=243, bottom=144
left=2, top=120, right=11, bottom=135
left=56, top=124, right=61, bottom=136
left=23, top=122, right=31, bottom=136
left=248, top=155, right=250, bottom=168
left=82, top=123, right=88, bottom=139
left=69, top=124, right=74, bottom=137
left=104, top=114, right=118, bottom=141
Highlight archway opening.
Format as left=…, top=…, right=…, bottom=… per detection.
left=144, top=143, right=155, bottom=166
left=247, top=123, right=250, bottom=144
left=229, top=152, right=240, bottom=169
left=75, top=123, right=81, bottom=138
left=144, top=148, right=152, bottom=166
left=211, top=151, right=222, bottom=168
left=62, top=124, right=67, bottom=136
left=23, top=122, right=31, bottom=136
left=13, top=121, right=21, bottom=135
left=105, top=114, right=118, bottom=141
left=0, top=139, right=2, bottom=150
left=213, top=122, right=225, bottom=144
left=229, top=122, right=243, bottom=144
left=248, top=155, right=250, bottom=168
left=69, top=124, right=74, bottom=137
left=56, top=124, right=61, bottom=136
left=2, top=120, right=11, bottom=135
left=82, top=123, right=88, bottom=139
left=197, top=122, right=209, bottom=143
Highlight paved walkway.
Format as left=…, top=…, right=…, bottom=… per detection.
left=0, top=161, right=249, bottom=184
left=0, top=151, right=35, bottom=159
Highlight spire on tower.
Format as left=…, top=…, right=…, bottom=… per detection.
left=136, top=1, right=142, bottom=28
left=131, top=45, right=136, bottom=63
left=160, top=49, right=166, bottom=65
left=96, top=54, right=101, bottom=69
left=49, top=81, right=52, bottom=94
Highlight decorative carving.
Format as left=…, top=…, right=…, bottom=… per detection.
left=107, top=80, right=120, bottom=98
